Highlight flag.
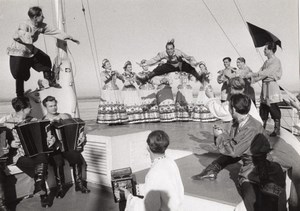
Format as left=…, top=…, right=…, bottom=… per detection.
left=247, top=22, right=282, bottom=48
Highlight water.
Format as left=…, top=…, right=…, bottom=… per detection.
left=0, top=98, right=100, bottom=121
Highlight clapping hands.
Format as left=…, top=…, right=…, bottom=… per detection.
left=213, top=125, right=224, bottom=137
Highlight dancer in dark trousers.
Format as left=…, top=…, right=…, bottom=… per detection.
left=7, top=6, right=79, bottom=97
left=136, top=39, right=207, bottom=84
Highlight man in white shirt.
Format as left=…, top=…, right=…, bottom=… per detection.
left=117, top=130, right=184, bottom=211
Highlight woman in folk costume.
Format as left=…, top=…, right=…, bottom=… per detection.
left=121, top=61, right=145, bottom=124
left=138, top=60, right=160, bottom=122
left=191, top=62, right=217, bottom=122
left=155, top=72, right=177, bottom=122
left=236, top=57, right=256, bottom=105
left=247, top=42, right=282, bottom=136
left=174, top=71, right=193, bottom=121
left=96, top=59, right=128, bottom=124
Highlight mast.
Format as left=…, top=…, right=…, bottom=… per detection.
left=54, top=0, right=80, bottom=118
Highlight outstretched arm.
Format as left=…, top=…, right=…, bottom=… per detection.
left=43, top=23, right=80, bottom=44
left=144, top=52, right=165, bottom=66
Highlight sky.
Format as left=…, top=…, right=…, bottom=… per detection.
left=0, top=0, right=299, bottom=100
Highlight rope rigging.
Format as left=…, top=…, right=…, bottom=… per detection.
left=233, top=0, right=264, bottom=64
left=201, top=0, right=241, bottom=57
left=80, top=0, right=102, bottom=93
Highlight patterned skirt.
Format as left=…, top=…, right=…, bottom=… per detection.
left=175, top=88, right=194, bottom=121
left=191, top=90, right=217, bottom=122
left=122, top=89, right=145, bottom=124
left=97, top=90, right=128, bottom=124
left=157, top=86, right=176, bottom=122
left=140, top=89, right=160, bottom=122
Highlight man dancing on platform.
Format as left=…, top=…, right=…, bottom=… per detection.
left=42, top=96, right=90, bottom=198
left=0, top=96, right=51, bottom=208
left=7, top=6, right=80, bottom=97
left=136, top=39, right=207, bottom=84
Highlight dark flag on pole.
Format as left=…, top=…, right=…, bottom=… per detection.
left=247, top=22, right=282, bottom=48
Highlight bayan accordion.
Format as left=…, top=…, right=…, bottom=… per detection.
left=51, top=118, right=85, bottom=152
left=15, top=120, right=53, bottom=157
left=0, top=125, right=10, bottom=161
left=111, top=167, right=136, bottom=202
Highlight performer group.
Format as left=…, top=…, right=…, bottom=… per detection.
left=1, top=5, right=300, bottom=211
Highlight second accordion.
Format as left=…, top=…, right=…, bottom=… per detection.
left=51, top=118, right=85, bottom=152
left=15, top=120, right=53, bottom=157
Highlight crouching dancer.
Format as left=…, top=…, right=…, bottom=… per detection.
left=42, top=96, right=90, bottom=198
left=0, top=97, right=51, bottom=207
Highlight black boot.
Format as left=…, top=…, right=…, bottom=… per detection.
left=43, top=71, right=61, bottom=88
left=53, top=165, right=65, bottom=198
left=263, top=120, right=267, bottom=129
left=191, top=162, right=222, bottom=180
left=72, top=164, right=90, bottom=193
left=34, top=163, right=51, bottom=208
left=135, top=74, right=150, bottom=84
left=135, top=71, right=156, bottom=84
left=0, top=167, right=7, bottom=211
left=270, top=119, right=280, bottom=137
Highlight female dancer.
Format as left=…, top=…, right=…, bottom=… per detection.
left=121, top=61, right=145, bottom=123
left=96, top=59, right=128, bottom=124
left=155, top=73, right=176, bottom=122
left=138, top=60, right=160, bottom=122
left=174, top=72, right=193, bottom=121
left=191, top=62, right=217, bottom=122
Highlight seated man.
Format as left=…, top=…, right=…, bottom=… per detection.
left=42, top=96, right=90, bottom=198
left=0, top=96, right=51, bottom=208
left=0, top=126, right=11, bottom=211
left=193, top=77, right=300, bottom=211
left=213, top=94, right=285, bottom=211
left=117, top=130, right=184, bottom=211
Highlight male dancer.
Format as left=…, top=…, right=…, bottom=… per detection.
left=248, top=42, right=282, bottom=137
left=7, top=6, right=80, bottom=97
left=136, top=39, right=207, bottom=84
left=217, top=57, right=237, bottom=102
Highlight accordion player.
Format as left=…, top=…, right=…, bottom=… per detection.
left=15, top=120, right=53, bottom=157
left=51, top=118, right=86, bottom=152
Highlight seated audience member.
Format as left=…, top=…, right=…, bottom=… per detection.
left=42, top=96, right=90, bottom=198
left=204, top=76, right=261, bottom=123
left=117, top=130, right=184, bottom=211
left=213, top=94, right=285, bottom=211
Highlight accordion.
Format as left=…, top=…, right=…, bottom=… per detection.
left=15, top=120, right=53, bottom=157
left=0, top=125, right=9, bottom=161
left=111, top=167, right=136, bottom=203
left=51, top=118, right=85, bottom=152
